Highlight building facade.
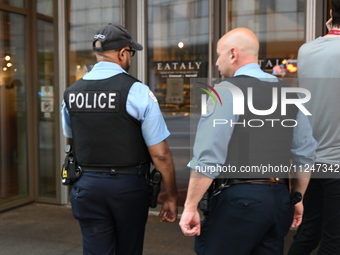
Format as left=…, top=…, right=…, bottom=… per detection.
left=0, top=0, right=331, bottom=211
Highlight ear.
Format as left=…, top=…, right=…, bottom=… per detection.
left=117, top=49, right=126, bottom=61
left=230, top=48, right=237, bottom=64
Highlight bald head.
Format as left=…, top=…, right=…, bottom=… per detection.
left=216, top=28, right=259, bottom=78
left=222, top=28, right=259, bottom=58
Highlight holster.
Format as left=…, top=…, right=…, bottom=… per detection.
left=148, top=169, right=162, bottom=208
left=198, top=180, right=220, bottom=215
left=61, top=152, right=82, bottom=186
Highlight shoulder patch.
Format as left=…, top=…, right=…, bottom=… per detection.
left=148, top=91, right=158, bottom=103
left=202, top=97, right=216, bottom=117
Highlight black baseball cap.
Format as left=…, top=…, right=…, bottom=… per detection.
left=92, top=23, right=143, bottom=52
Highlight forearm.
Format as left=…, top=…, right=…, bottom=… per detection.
left=294, top=169, right=311, bottom=197
left=148, top=140, right=178, bottom=201
left=290, top=169, right=310, bottom=228
left=153, top=153, right=178, bottom=201
left=184, top=170, right=214, bottom=211
left=290, top=110, right=316, bottom=196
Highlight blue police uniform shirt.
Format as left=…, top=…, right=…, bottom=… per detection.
left=61, top=61, right=170, bottom=146
left=189, top=63, right=317, bottom=178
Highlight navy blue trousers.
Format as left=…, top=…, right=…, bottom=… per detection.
left=288, top=177, right=340, bottom=255
left=70, top=172, right=149, bottom=255
left=195, top=183, right=293, bottom=255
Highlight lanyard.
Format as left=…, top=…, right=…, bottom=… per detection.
left=327, top=30, right=340, bottom=35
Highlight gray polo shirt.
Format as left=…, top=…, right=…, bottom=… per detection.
left=298, top=36, right=340, bottom=165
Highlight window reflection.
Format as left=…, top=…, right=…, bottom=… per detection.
left=147, top=0, right=211, bottom=206
left=0, top=0, right=25, bottom=8
left=68, top=0, right=121, bottom=85
left=37, top=19, right=56, bottom=198
left=228, top=0, right=305, bottom=79
left=148, top=0, right=211, bottom=113
left=0, top=11, right=28, bottom=204
left=37, top=0, right=54, bottom=17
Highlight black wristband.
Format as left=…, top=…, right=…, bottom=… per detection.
left=291, top=191, right=302, bottom=205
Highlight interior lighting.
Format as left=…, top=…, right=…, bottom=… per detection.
left=178, top=42, right=184, bottom=48
left=5, top=55, right=10, bottom=61
left=6, top=63, right=12, bottom=67
left=287, top=64, right=297, bottom=73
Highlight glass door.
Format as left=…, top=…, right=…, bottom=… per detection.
left=37, top=18, right=57, bottom=199
left=0, top=11, right=29, bottom=206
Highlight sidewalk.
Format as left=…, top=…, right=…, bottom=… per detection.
left=0, top=203, right=317, bottom=255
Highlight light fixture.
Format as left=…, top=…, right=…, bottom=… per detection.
left=6, top=63, right=12, bottom=67
left=178, top=42, right=184, bottom=48
left=3, top=67, right=7, bottom=71
left=5, top=55, right=10, bottom=61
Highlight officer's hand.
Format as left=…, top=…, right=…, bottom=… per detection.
left=179, top=208, right=201, bottom=236
left=158, top=199, right=178, bottom=223
left=291, top=202, right=304, bottom=228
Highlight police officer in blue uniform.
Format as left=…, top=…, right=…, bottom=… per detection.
left=61, top=23, right=178, bottom=255
left=179, top=28, right=316, bottom=255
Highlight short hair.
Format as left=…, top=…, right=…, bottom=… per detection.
left=332, top=0, right=340, bottom=27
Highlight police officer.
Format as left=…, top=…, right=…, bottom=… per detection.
left=61, top=23, right=178, bottom=255
left=179, top=28, right=316, bottom=255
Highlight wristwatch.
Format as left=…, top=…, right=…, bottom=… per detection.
left=291, top=191, right=302, bottom=205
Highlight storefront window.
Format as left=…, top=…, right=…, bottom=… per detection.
left=148, top=0, right=211, bottom=113
left=68, top=0, right=121, bottom=85
left=228, top=0, right=305, bottom=78
left=0, top=11, right=29, bottom=204
left=147, top=0, right=212, bottom=206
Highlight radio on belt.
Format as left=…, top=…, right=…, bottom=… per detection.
left=61, top=144, right=82, bottom=186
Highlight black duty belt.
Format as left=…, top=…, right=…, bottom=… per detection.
left=226, top=178, right=286, bottom=185
left=81, top=163, right=149, bottom=176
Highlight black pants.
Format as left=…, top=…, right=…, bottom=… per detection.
left=70, top=172, right=149, bottom=255
left=288, top=176, right=340, bottom=255
left=195, top=183, right=293, bottom=255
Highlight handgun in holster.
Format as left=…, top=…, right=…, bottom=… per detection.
left=198, top=181, right=215, bottom=215
left=149, top=169, right=162, bottom=208
left=61, top=145, right=82, bottom=186
left=198, top=179, right=227, bottom=215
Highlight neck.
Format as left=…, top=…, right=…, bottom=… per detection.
left=238, top=60, right=258, bottom=68
left=324, top=27, right=340, bottom=37
left=331, top=25, right=340, bottom=30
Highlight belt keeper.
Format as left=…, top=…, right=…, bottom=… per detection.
left=136, top=165, right=142, bottom=176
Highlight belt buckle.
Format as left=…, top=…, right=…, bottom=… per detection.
left=273, top=178, right=280, bottom=185
left=110, top=168, right=117, bottom=175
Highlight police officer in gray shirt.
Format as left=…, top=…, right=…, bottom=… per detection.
left=179, top=28, right=316, bottom=255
